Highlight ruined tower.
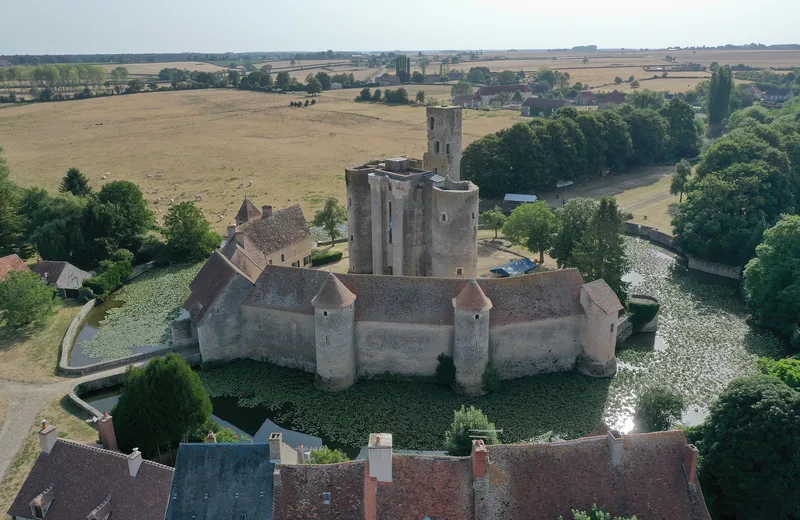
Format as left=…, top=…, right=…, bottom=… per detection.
left=423, top=106, right=463, bottom=181
left=311, top=272, right=357, bottom=391
left=452, top=279, right=492, bottom=395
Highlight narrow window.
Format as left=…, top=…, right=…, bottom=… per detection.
left=610, top=323, right=614, bottom=332
left=441, top=213, right=447, bottom=222
left=281, top=254, right=285, bottom=262
left=388, top=202, right=392, bottom=243
left=269, top=259, right=273, bottom=265
left=434, top=141, right=440, bottom=154
left=475, top=315, right=480, bottom=320
left=348, top=197, right=352, bottom=208
left=472, top=212, right=475, bottom=220
left=323, top=311, right=328, bottom=317
left=350, top=235, right=354, bottom=242
left=325, top=335, right=329, bottom=345
left=323, top=491, right=332, bottom=505
left=456, top=267, right=463, bottom=275
left=446, top=143, right=451, bottom=155
left=387, top=265, right=393, bottom=275
left=429, top=117, right=435, bottom=130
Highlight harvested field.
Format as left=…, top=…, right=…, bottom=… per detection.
left=99, top=61, right=229, bottom=75
left=0, top=88, right=520, bottom=231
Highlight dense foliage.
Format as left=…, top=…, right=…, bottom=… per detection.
left=435, top=353, right=456, bottom=387
left=633, top=387, right=684, bottom=432
left=309, top=446, right=350, bottom=464
left=559, top=505, right=636, bottom=520
left=478, top=206, right=506, bottom=239
left=707, top=65, right=733, bottom=127
left=758, top=357, right=800, bottom=390
left=743, top=215, right=800, bottom=337
left=0, top=148, right=25, bottom=257
left=461, top=98, right=701, bottom=197
left=0, top=270, right=57, bottom=327
left=113, top=353, right=213, bottom=457
left=83, top=252, right=133, bottom=298
left=444, top=405, right=499, bottom=456
left=502, top=201, right=559, bottom=263
left=551, top=198, right=597, bottom=268
left=311, top=250, right=343, bottom=266
left=627, top=297, right=660, bottom=327
left=693, top=375, right=800, bottom=519
left=312, top=197, right=347, bottom=243
left=162, top=202, right=220, bottom=262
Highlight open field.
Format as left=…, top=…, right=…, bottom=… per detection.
left=0, top=88, right=522, bottom=231
left=99, top=61, right=229, bottom=75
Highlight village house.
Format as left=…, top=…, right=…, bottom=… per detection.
left=31, top=259, right=91, bottom=298
left=598, top=91, right=627, bottom=108
left=222, top=199, right=312, bottom=280
left=475, top=84, right=532, bottom=105
left=452, top=93, right=482, bottom=108
left=0, top=253, right=30, bottom=281
left=7, top=421, right=174, bottom=520
left=763, top=87, right=794, bottom=103
left=376, top=74, right=401, bottom=87
left=575, top=90, right=597, bottom=106
left=521, top=97, right=571, bottom=117
left=268, top=429, right=712, bottom=520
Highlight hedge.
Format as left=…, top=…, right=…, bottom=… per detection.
left=311, top=250, right=343, bottom=266
left=83, top=260, right=132, bottom=297
left=628, top=296, right=660, bottom=326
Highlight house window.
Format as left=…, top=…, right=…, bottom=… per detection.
left=323, top=311, right=328, bottom=316
left=429, top=117, right=435, bottom=130
left=472, top=212, right=475, bottom=220
left=269, top=259, right=273, bottom=265
left=292, top=260, right=300, bottom=267
left=323, top=492, right=331, bottom=505
left=34, top=505, right=44, bottom=518
left=446, top=143, right=451, bottom=155
left=434, top=141, right=440, bottom=154
left=441, top=213, right=447, bottom=222
left=281, top=254, right=285, bottom=262
left=456, top=267, right=463, bottom=275
left=610, top=323, right=615, bottom=332
left=387, top=266, right=393, bottom=275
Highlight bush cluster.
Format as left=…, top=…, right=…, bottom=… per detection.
left=83, top=256, right=133, bottom=298
left=311, top=250, right=342, bottom=266
left=627, top=297, right=660, bottom=327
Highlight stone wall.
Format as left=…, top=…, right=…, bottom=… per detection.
left=687, top=255, right=742, bottom=280
left=489, top=317, right=582, bottom=379
left=355, top=322, right=453, bottom=377
left=615, top=315, right=633, bottom=345
left=240, top=306, right=316, bottom=371
left=59, top=299, right=96, bottom=371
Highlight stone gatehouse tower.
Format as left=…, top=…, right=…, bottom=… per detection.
left=345, top=106, right=477, bottom=277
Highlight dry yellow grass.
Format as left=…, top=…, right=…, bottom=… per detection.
left=99, top=61, right=229, bottom=75
left=0, top=395, right=97, bottom=516
left=0, top=88, right=520, bottom=232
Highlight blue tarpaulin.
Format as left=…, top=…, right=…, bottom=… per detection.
left=490, top=258, right=538, bottom=277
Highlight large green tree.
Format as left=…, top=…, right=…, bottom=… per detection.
left=450, top=81, right=473, bottom=97
left=743, top=215, right=800, bottom=336
left=394, top=54, right=411, bottom=83
left=479, top=206, right=506, bottom=239
left=112, top=353, right=213, bottom=457
left=0, top=148, right=25, bottom=257
left=95, top=180, right=154, bottom=254
left=497, top=70, right=519, bottom=85
left=306, top=77, right=322, bottom=96
left=627, top=88, right=665, bottom=110
left=0, top=270, right=57, bottom=327
left=312, top=197, right=347, bottom=243
left=669, top=159, right=691, bottom=203
left=620, top=107, right=667, bottom=165
left=694, top=375, right=800, bottom=519
left=572, top=196, right=629, bottom=302
left=59, top=167, right=92, bottom=197
left=707, top=65, right=733, bottom=127
left=551, top=198, right=598, bottom=268
left=444, top=405, right=498, bottom=456
left=460, top=133, right=510, bottom=198
left=163, top=202, right=220, bottom=262
left=502, top=201, right=559, bottom=264
left=275, top=71, right=292, bottom=90
left=661, top=98, right=702, bottom=158
left=596, top=111, right=634, bottom=172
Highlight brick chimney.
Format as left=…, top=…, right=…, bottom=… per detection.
left=127, top=448, right=143, bottom=478
left=368, top=433, right=392, bottom=483
left=227, top=225, right=236, bottom=240
left=684, top=444, right=699, bottom=493
left=235, top=230, right=245, bottom=248
left=262, top=205, right=273, bottom=218
left=296, top=443, right=305, bottom=463
left=98, top=412, right=118, bottom=451
left=607, top=429, right=624, bottom=467
left=39, top=419, right=57, bottom=454
left=471, top=439, right=487, bottom=479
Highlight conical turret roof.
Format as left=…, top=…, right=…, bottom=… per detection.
left=452, top=278, right=492, bottom=312
left=311, top=271, right=356, bottom=309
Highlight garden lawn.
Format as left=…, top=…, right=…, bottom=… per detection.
left=80, top=263, right=202, bottom=361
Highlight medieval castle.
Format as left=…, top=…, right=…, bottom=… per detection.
left=176, top=106, right=623, bottom=394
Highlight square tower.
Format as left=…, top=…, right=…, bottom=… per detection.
left=423, top=106, right=462, bottom=181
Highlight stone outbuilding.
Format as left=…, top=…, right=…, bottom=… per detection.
left=31, top=259, right=91, bottom=298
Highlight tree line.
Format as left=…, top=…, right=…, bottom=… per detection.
left=462, top=97, right=703, bottom=197
left=0, top=64, right=109, bottom=90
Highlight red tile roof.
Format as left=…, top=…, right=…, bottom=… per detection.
left=7, top=439, right=173, bottom=520
left=0, top=253, right=30, bottom=281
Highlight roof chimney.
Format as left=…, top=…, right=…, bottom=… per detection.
left=39, top=419, right=57, bottom=454
left=368, top=433, right=393, bottom=483
left=262, top=205, right=273, bottom=218
left=471, top=439, right=487, bottom=479
left=607, top=430, right=624, bottom=467
left=206, top=431, right=217, bottom=443
left=227, top=225, right=236, bottom=240
left=235, top=230, right=245, bottom=248
left=684, top=444, right=699, bottom=493
left=98, top=412, right=118, bottom=451
left=296, top=443, right=304, bottom=463
left=127, top=448, right=143, bottom=478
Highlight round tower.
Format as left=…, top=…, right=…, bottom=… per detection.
left=430, top=180, right=479, bottom=278
left=311, top=272, right=357, bottom=391
left=346, top=165, right=375, bottom=273
left=452, top=278, right=492, bottom=396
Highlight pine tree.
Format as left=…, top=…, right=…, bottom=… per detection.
left=707, top=65, right=732, bottom=126
left=59, top=167, right=92, bottom=197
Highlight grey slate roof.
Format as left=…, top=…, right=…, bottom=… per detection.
left=222, top=204, right=311, bottom=269
left=185, top=251, right=253, bottom=323
left=165, top=443, right=273, bottom=520
left=7, top=439, right=173, bottom=520
left=236, top=198, right=262, bottom=223
left=31, top=261, right=91, bottom=290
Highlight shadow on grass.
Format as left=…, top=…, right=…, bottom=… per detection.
left=201, top=360, right=611, bottom=451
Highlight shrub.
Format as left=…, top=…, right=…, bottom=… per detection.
left=309, top=445, right=350, bottom=464
left=435, top=353, right=456, bottom=386
left=633, top=387, right=685, bottom=432
left=0, top=270, right=57, bottom=327
left=135, top=235, right=167, bottom=265
left=311, top=250, right=343, bottom=266
left=444, top=405, right=498, bottom=456
left=82, top=259, right=133, bottom=297
left=559, top=504, right=637, bottom=520
left=627, top=297, right=659, bottom=326
left=483, top=361, right=501, bottom=393
left=757, top=357, right=800, bottom=390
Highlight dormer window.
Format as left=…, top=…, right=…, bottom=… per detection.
left=29, top=484, right=54, bottom=519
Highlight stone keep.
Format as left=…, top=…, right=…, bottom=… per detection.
left=311, top=272, right=357, bottom=391
left=423, top=106, right=463, bottom=181
left=452, top=279, right=492, bottom=396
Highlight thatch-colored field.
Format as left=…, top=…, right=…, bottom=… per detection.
left=99, top=61, right=229, bottom=75
left=0, top=88, right=520, bottom=231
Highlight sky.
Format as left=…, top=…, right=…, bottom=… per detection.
left=2, top=0, right=799, bottom=55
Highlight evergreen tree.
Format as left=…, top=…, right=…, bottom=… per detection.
left=59, top=167, right=92, bottom=197
left=572, top=196, right=629, bottom=303
left=707, top=65, right=733, bottom=126
left=395, top=54, right=411, bottom=83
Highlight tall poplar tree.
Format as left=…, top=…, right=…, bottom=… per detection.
left=708, top=65, right=732, bottom=126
